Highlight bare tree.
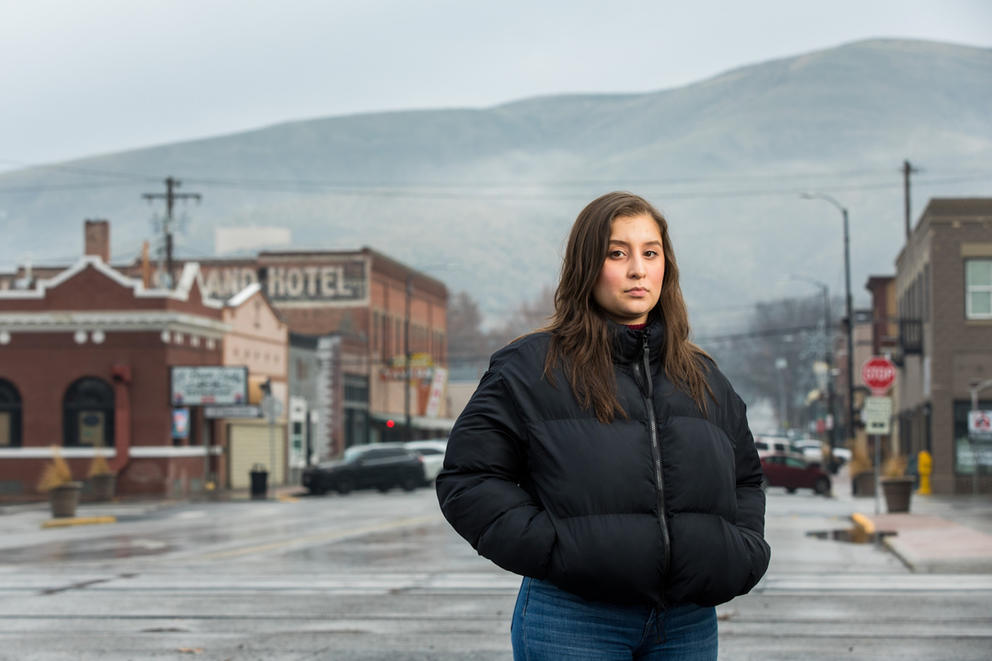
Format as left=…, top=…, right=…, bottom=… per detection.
left=447, top=291, right=489, bottom=371
left=704, top=294, right=838, bottom=433
left=487, top=285, right=555, bottom=351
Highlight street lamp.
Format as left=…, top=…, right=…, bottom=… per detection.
left=801, top=192, right=854, bottom=445
left=791, top=274, right=837, bottom=451
left=775, top=357, right=788, bottom=434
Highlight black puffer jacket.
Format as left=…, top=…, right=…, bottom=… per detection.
left=436, top=318, right=770, bottom=607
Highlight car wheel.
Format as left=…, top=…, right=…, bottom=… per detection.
left=401, top=476, right=419, bottom=492
left=814, top=477, right=831, bottom=496
left=786, top=487, right=797, bottom=494
left=377, top=484, right=391, bottom=493
left=335, top=480, right=353, bottom=495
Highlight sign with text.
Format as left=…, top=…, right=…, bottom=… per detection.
left=203, top=405, right=262, bottom=419
left=861, top=356, right=896, bottom=395
left=196, top=260, right=367, bottom=303
left=969, top=410, right=992, bottom=442
left=171, top=366, right=248, bottom=406
left=863, top=396, right=892, bottom=435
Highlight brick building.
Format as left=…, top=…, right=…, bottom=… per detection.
left=219, top=284, right=290, bottom=489
left=892, top=198, right=992, bottom=494
left=0, top=224, right=451, bottom=463
left=165, top=249, right=451, bottom=452
left=0, top=256, right=230, bottom=497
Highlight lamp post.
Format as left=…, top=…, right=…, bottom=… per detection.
left=775, top=357, right=788, bottom=434
left=801, top=193, right=854, bottom=445
left=791, top=274, right=837, bottom=451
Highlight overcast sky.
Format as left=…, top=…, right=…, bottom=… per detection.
left=2, top=0, right=990, bottom=172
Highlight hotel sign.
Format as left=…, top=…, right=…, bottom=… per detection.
left=197, top=260, right=366, bottom=303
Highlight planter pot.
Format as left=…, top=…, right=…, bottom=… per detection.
left=852, top=471, right=876, bottom=497
left=882, top=477, right=914, bottom=513
left=49, top=482, right=83, bottom=518
left=87, top=473, right=116, bottom=502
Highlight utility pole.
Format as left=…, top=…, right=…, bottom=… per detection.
left=142, top=177, right=201, bottom=288
left=902, top=160, right=918, bottom=241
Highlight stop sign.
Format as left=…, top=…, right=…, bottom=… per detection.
left=862, top=356, right=896, bottom=394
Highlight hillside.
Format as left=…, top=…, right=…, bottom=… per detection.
left=1, top=38, right=990, bottom=328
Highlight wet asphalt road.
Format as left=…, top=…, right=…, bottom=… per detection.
left=1, top=482, right=991, bottom=660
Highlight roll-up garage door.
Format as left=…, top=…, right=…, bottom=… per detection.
left=228, top=420, right=285, bottom=489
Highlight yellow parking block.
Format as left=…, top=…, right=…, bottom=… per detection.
left=850, top=512, right=875, bottom=543
left=41, top=515, right=117, bottom=529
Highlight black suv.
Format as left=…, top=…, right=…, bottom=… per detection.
left=302, top=443, right=426, bottom=495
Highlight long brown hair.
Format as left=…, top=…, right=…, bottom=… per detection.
left=543, top=191, right=714, bottom=422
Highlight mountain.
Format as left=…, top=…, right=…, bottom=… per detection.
left=2, top=38, right=990, bottom=330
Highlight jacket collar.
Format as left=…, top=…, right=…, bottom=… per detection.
left=608, top=313, right=665, bottom=364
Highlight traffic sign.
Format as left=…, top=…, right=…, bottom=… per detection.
left=969, top=410, right=992, bottom=441
left=861, top=356, right=896, bottom=394
left=863, top=396, right=892, bottom=435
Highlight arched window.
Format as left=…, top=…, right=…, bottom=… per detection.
left=63, top=377, right=115, bottom=447
left=0, top=379, right=22, bottom=448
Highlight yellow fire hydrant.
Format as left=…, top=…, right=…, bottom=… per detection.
left=917, top=450, right=932, bottom=495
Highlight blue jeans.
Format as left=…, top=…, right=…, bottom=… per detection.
left=511, top=577, right=717, bottom=661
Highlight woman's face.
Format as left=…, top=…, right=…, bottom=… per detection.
left=592, top=213, right=665, bottom=325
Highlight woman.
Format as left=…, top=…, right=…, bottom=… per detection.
left=436, top=192, right=770, bottom=660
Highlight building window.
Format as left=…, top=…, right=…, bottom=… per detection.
left=966, top=259, right=992, bottom=319
left=63, top=377, right=115, bottom=447
left=0, top=379, right=22, bottom=447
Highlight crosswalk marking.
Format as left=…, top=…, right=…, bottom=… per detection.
left=759, top=573, right=992, bottom=592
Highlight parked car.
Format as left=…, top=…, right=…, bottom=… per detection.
left=831, top=446, right=852, bottom=463
left=760, top=453, right=832, bottom=495
left=791, top=438, right=825, bottom=464
left=405, top=439, right=447, bottom=482
left=753, top=435, right=802, bottom=459
left=302, top=443, right=426, bottom=495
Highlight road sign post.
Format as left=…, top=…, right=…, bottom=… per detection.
left=862, top=357, right=896, bottom=515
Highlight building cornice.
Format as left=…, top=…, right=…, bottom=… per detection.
left=0, top=311, right=231, bottom=337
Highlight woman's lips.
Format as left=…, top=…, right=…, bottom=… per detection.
left=625, top=288, right=648, bottom=296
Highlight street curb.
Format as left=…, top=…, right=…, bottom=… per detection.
left=41, top=515, right=117, bottom=529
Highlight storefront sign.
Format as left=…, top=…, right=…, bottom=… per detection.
left=424, top=367, right=448, bottom=418
left=171, top=366, right=248, bottom=406
left=382, top=353, right=435, bottom=381
left=203, top=405, right=262, bottom=419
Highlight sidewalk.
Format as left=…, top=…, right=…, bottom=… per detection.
left=0, top=484, right=308, bottom=530
left=834, top=468, right=992, bottom=573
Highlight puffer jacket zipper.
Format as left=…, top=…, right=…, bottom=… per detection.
left=634, top=332, right=671, bottom=583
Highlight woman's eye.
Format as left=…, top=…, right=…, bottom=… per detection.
left=644, top=250, right=659, bottom=258
left=608, top=250, right=625, bottom=258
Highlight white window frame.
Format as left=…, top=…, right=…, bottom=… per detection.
left=965, top=258, right=992, bottom=320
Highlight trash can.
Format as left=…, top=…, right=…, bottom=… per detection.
left=249, top=464, right=268, bottom=500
